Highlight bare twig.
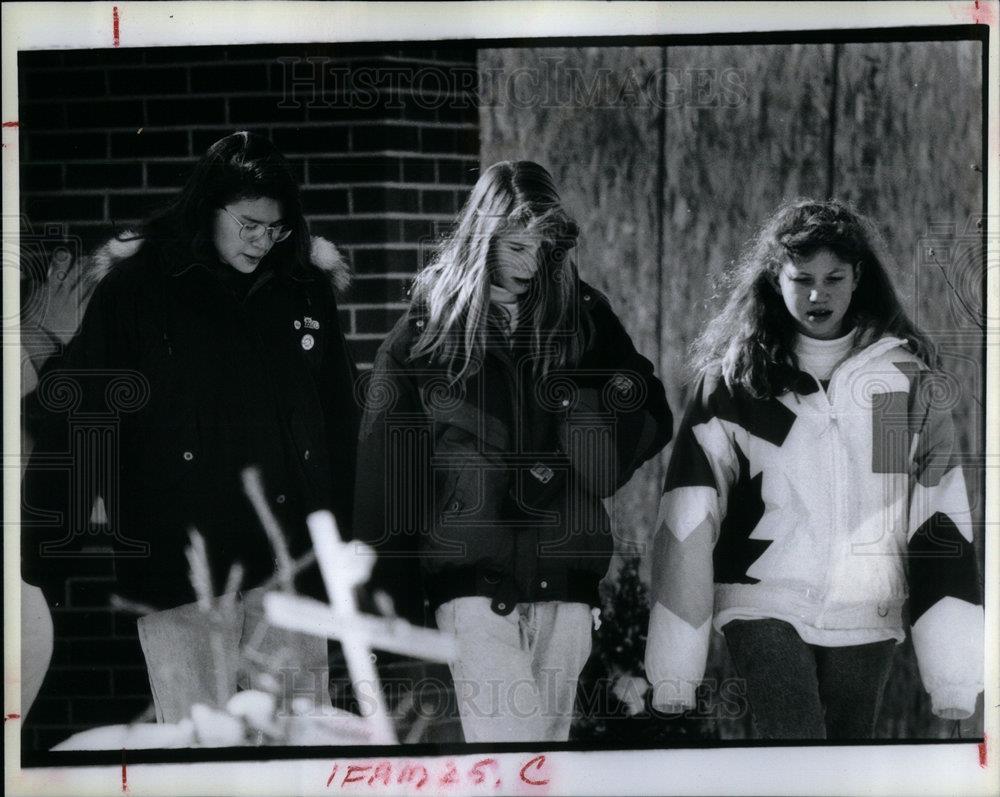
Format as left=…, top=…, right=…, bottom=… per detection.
left=185, top=528, right=215, bottom=612
left=109, top=594, right=159, bottom=616
left=255, top=550, right=317, bottom=593
left=221, top=563, right=245, bottom=615
left=242, top=467, right=296, bottom=593
left=930, top=249, right=984, bottom=330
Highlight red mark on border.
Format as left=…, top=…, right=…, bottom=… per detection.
left=2, top=121, right=18, bottom=128
left=519, top=755, right=549, bottom=786
left=979, top=734, right=988, bottom=769
left=5, top=713, right=21, bottom=721
left=970, top=0, right=996, bottom=24
left=113, top=7, right=121, bottom=48
left=326, top=764, right=339, bottom=788
left=121, top=748, right=128, bottom=792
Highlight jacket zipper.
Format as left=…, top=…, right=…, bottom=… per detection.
left=490, top=340, right=534, bottom=594
left=814, top=353, right=854, bottom=629
left=817, top=387, right=838, bottom=628
left=813, top=343, right=885, bottom=626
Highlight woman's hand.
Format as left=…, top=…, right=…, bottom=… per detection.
left=34, top=247, right=98, bottom=345
left=21, top=248, right=98, bottom=394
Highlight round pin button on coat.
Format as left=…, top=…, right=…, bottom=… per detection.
left=301, top=334, right=314, bottom=351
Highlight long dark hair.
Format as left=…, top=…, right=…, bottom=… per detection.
left=125, top=131, right=311, bottom=275
left=409, top=160, right=586, bottom=383
left=691, top=198, right=936, bottom=398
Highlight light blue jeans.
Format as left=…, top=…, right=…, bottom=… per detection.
left=435, top=597, right=593, bottom=743
left=137, top=586, right=330, bottom=723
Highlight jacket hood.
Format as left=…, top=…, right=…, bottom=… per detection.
left=88, top=233, right=351, bottom=295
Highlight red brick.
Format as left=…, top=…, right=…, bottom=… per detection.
left=24, top=69, right=107, bottom=99
left=147, top=97, right=226, bottom=126
left=307, top=103, right=405, bottom=123
left=351, top=124, right=420, bottom=152
left=420, top=126, right=479, bottom=155
left=309, top=156, right=400, bottom=184
left=147, top=161, right=197, bottom=188
left=190, top=63, right=269, bottom=93
left=402, top=218, right=449, bottom=244
left=229, top=95, right=306, bottom=124
left=107, top=67, right=188, bottom=96
left=22, top=164, right=63, bottom=191
left=437, top=159, right=480, bottom=185
left=20, top=102, right=67, bottom=129
left=401, top=158, right=436, bottom=182
left=338, top=308, right=354, bottom=334
left=271, top=126, right=350, bottom=154
left=30, top=133, right=106, bottom=160
left=353, top=186, right=420, bottom=214
left=301, top=188, right=350, bottom=216
left=400, top=104, right=441, bottom=123
left=355, top=307, right=406, bottom=335
left=421, top=189, right=460, bottom=215
left=350, top=249, right=421, bottom=275
left=66, top=100, right=143, bottom=129
left=109, top=192, right=173, bottom=222
left=110, top=130, right=188, bottom=158
left=312, top=218, right=402, bottom=245
left=66, top=163, right=142, bottom=189
left=62, top=49, right=144, bottom=67
left=349, top=276, right=413, bottom=303
left=25, top=194, right=105, bottom=222
left=435, top=102, right=479, bottom=126
left=145, top=46, right=227, bottom=64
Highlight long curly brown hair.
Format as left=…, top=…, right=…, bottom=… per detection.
left=691, top=199, right=936, bottom=398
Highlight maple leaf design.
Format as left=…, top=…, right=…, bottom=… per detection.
left=714, top=442, right=770, bottom=584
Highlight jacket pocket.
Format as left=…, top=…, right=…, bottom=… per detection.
left=427, top=436, right=516, bottom=568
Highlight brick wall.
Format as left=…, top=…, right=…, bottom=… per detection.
left=18, top=43, right=478, bottom=751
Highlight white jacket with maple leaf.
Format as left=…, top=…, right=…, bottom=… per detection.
left=645, top=337, right=984, bottom=719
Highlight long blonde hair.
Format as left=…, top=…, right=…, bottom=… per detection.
left=409, top=161, right=586, bottom=382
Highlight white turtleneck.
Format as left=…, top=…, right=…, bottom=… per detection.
left=795, top=329, right=854, bottom=383
left=489, top=284, right=520, bottom=333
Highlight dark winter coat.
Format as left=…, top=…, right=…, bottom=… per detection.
left=22, top=237, right=359, bottom=610
left=353, top=283, right=672, bottom=624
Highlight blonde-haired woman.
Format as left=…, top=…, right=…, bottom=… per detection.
left=354, top=161, right=672, bottom=742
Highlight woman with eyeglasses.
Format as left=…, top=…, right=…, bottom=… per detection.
left=22, top=131, right=359, bottom=729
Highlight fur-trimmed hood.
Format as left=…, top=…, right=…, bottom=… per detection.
left=87, top=234, right=351, bottom=295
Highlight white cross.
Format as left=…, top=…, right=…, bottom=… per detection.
left=262, top=510, right=456, bottom=745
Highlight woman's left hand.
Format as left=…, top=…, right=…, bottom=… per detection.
left=34, top=247, right=98, bottom=344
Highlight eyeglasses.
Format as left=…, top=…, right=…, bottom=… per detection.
left=221, top=206, right=293, bottom=244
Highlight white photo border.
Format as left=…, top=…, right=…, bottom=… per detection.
left=3, top=2, right=997, bottom=795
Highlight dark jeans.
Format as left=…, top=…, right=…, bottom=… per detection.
left=723, top=618, right=895, bottom=740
